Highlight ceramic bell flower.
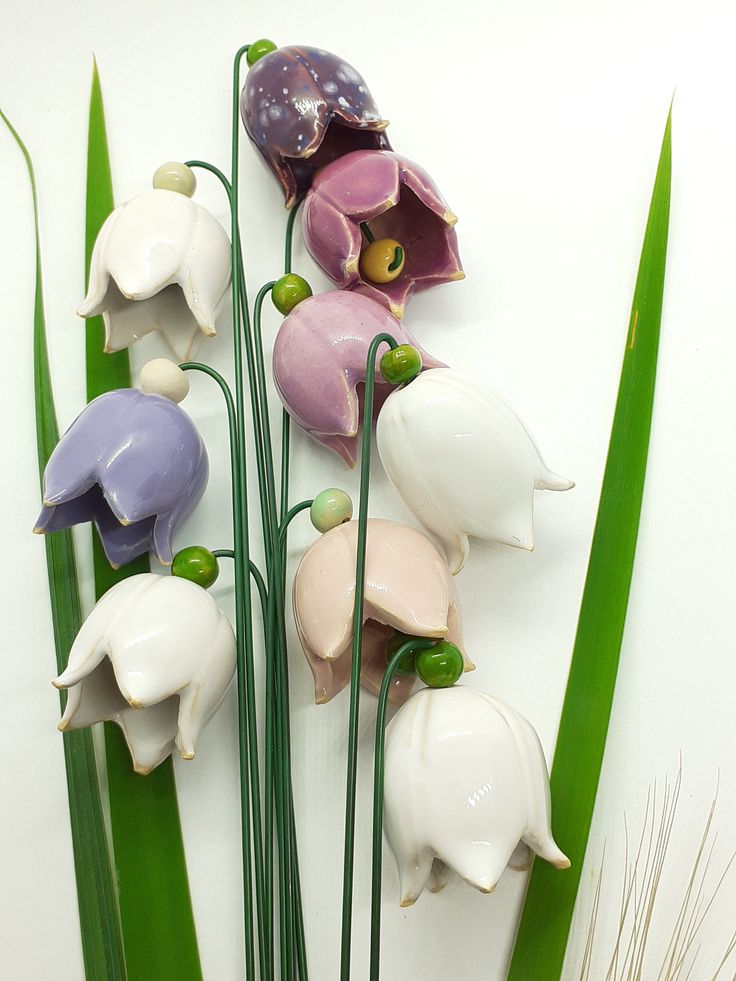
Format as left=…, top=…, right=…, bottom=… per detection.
left=302, top=150, right=464, bottom=318
left=383, top=685, right=570, bottom=905
left=376, top=368, right=573, bottom=573
left=34, top=386, right=208, bottom=568
left=293, top=518, right=473, bottom=705
left=53, top=574, right=236, bottom=774
left=78, top=187, right=231, bottom=362
left=240, top=45, right=390, bottom=208
left=273, top=290, right=444, bottom=466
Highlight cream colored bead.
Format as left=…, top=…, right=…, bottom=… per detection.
left=152, top=161, right=197, bottom=197
left=139, top=358, right=190, bottom=403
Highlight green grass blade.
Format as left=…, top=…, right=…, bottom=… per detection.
left=85, top=60, right=203, bottom=981
left=507, top=106, right=672, bottom=978
left=0, top=105, right=126, bottom=981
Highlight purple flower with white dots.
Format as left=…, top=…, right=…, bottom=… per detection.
left=240, top=45, right=390, bottom=207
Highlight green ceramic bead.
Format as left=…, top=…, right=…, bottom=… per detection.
left=272, top=274, right=313, bottom=316
left=152, top=161, right=197, bottom=197
left=385, top=633, right=419, bottom=676
left=379, top=344, right=422, bottom=385
left=415, top=641, right=464, bottom=688
left=247, top=39, right=278, bottom=66
left=310, top=488, right=353, bottom=533
left=171, top=546, right=220, bottom=589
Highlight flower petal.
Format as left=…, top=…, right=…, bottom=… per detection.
left=77, top=203, right=121, bottom=317
left=241, top=45, right=390, bottom=206
left=377, top=369, right=573, bottom=572
left=293, top=518, right=471, bottom=703
left=103, top=190, right=195, bottom=300
left=273, top=291, right=445, bottom=464
left=383, top=687, right=569, bottom=905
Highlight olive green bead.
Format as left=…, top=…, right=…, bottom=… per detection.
left=379, top=344, right=423, bottom=385
left=272, top=274, right=313, bottom=316
left=171, top=546, right=220, bottom=589
left=310, top=488, right=353, bottom=533
left=385, top=633, right=419, bottom=676
left=415, top=641, right=464, bottom=688
left=247, top=39, right=278, bottom=66
left=152, top=161, right=197, bottom=197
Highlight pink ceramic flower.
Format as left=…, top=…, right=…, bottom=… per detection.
left=273, top=291, right=444, bottom=466
left=293, top=518, right=474, bottom=705
left=302, top=150, right=464, bottom=317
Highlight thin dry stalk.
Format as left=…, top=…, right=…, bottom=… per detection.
left=572, top=769, right=736, bottom=981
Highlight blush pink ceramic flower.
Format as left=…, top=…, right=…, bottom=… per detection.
left=292, top=518, right=474, bottom=705
left=302, top=150, right=464, bottom=317
left=272, top=291, right=444, bottom=466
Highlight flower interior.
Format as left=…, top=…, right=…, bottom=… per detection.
left=362, top=186, right=450, bottom=288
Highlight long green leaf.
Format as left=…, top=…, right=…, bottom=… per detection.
left=85, top=60, right=203, bottom=981
left=507, top=107, right=672, bottom=977
left=1, top=106, right=126, bottom=981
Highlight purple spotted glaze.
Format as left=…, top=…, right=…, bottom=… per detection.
left=35, top=389, right=208, bottom=568
left=272, top=291, right=445, bottom=467
left=302, top=150, right=464, bottom=318
left=240, top=45, right=390, bottom=208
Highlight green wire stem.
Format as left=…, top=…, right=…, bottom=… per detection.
left=179, top=345, right=260, bottom=979
left=279, top=500, right=313, bottom=545
left=339, top=331, right=399, bottom=980
left=369, top=640, right=435, bottom=981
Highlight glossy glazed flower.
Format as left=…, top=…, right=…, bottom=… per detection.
left=302, top=151, right=463, bottom=317
left=34, top=389, right=208, bottom=568
left=240, top=45, right=390, bottom=208
left=384, top=686, right=569, bottom=905
left=273, top=291, right=444, bottom=466
left=53, top=574, right=236, bottom=774
left=376, top=368, right=573, bottom=573
left=293, top=518, right=473, bottom=705
left=79, top=189, right=231, bottom=361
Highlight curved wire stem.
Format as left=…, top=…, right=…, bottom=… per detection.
left=180, top=353, right=262, bottom=976
left=339, top=331, right=399, bottom=980
left=186, top=71, right=310, bottom=981
left=369, top=641, right=435, bottom=980
left=278, top=500, right=313, bottom=545
left=211, top=550, right=269, bottom=619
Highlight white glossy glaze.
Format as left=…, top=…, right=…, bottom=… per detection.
left=383, top=685, right=569, bottom=906
left=53, top=573, right=236, bottom=774
left=78, top=188, right=231, bottom=362
left=376, top=368, right=573, bottom=573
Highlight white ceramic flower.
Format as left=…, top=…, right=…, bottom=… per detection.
left=383, top=686, right=569, bottom=906
left=53, top=573, right=236, bottom=774
left=78, top=189, right=231, bottom=362
left=376, top=368, right=573, bottom=573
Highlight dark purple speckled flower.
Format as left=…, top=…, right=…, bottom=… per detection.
left=35, top=389, right=208, bottom=568
left=240, top=45, right=390, bottom=208
left=302, top=150, right=464, bottom=318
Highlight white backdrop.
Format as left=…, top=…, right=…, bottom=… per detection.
left=2, top=1, right=735, bottom=978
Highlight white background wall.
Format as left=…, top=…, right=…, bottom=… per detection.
left=1, top=0, right=735, bottom=978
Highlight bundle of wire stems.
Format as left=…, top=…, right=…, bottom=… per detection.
left=178, top=46, right=411, bottom=979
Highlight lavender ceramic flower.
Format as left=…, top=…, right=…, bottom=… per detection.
left=302, top=150, right=464, bottom=318
left=272, top=291, right=444, bottom=466
left=35, top=389, right=208, bottom=568
left=241, top=45, right=390, bottom=208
